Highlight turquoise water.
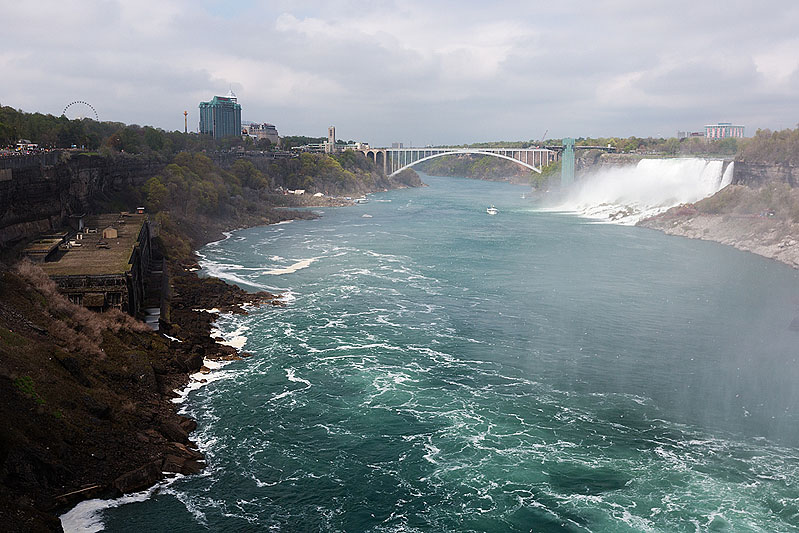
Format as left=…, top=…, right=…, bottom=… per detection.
left=98, top=175, right=799, bottom=531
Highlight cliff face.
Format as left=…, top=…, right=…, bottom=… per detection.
left=575, top=151, right=641, bottom=176
left=732, top=161, right=799, bottom=187
left=0, top=154, right=165, bottom=245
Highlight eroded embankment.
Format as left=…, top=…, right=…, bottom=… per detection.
left=638, top=184, right=799, bottom=269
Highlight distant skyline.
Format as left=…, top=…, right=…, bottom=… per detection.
left=1, top=0, right=798, bottom=146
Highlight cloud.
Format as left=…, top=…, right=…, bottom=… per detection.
left=1, top=0, right=798, bottom=143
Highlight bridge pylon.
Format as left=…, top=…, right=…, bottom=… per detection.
left=561, top=138, right=575, bottom=187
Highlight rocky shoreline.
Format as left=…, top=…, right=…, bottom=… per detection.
left=637, top=184, right=799, bottom=270
left=18, top=186, right=417, bottom=531
left=638, top=211, right=799, bottom=268
left=0, top=216, right=309, bottom=531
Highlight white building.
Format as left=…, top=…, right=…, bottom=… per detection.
left=244, top=123, right=280, bottom=145
left=705, top=122, right=745, bottom=139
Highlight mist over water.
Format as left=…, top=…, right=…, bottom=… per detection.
left=78, top=174, right=799, bottom=532
left=551, top=158, right=733, bottom=224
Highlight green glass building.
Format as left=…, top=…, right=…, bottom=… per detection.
left=199, top=91, right=242, bottom=139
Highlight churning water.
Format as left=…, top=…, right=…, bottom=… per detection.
left=65, top=170, right=799, bottom=532
left=551, top=158, right=734, bottom=224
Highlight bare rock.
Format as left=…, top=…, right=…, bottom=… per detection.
left=113, top=460, right=162, bottom=494
left=160, top=421, right=189, bottom=443
left=162, top=454, right=204, bottom=476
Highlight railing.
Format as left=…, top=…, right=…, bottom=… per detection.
left=0, top=152, right=61, bottom=170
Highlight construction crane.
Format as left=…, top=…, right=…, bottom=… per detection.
left=530, top=130, right=548, bottom=148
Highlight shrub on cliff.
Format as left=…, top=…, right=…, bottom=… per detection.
left=695, top=186, right=745, bottom=215
left=14, top=261, right=151, bottom=360
left=738, top=127, right=799, bottom=165
left=265, top=152, right=383, bottom=196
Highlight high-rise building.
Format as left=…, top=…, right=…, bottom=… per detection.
left=199, top=90, right=242, bottom=139
left=705, top=122, right=745, bottom=139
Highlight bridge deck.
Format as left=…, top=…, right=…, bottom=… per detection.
left=358, top=147, right=558, bottom=176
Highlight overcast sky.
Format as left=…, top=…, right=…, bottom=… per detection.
left=2, top=0, right=798, bottom=146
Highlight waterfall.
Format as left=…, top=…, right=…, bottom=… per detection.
left=550, top=158, right=731, bottom=225
left=720, top=162, right=734, bottom=188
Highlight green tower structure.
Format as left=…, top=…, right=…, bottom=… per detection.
left=199, top=90, right=242, bottom=140
left=561, top=137, right=575, bottom=187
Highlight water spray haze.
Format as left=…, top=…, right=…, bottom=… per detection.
left=551, top=158, right=734, bottom=224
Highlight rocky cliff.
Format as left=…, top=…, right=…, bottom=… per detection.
left=0, top=154, right=165, bottom=245
left=731, top=161, right=799, bottom=187
left=574, top=151, right=642, bottom=176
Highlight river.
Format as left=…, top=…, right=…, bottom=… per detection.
left=67, top=170, right=799, bottom=532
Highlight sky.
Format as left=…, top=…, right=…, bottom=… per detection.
left=1, top=0, right=798, bottom=146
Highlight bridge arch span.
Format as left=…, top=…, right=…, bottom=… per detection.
left=389, top=149, right=543, bottom=176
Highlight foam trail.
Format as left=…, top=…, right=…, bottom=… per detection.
left=60, top=477, right=183, bottom=532
left=551, top=158, right=728, bottom=224
left=198, top=259, right=268, bottom=290
left=265, top=258, right=317, bottom=275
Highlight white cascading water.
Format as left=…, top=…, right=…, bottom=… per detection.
left=551, top=158, right=734, bottom=225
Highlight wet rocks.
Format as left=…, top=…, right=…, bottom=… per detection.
left=112, top=461, right=162, bottom=494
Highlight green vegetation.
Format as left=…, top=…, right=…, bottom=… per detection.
left=738, top=127, right=799, bottom=164
left=417, top=153, right=559, bottom=189
left=693, top=183, right=799, bottom=222
left=0, top=327, right=27, bottom=347
left=136, top=148, right=403, bottom=261
left=14, top=376, right=45, bottom=405
left=570, top=135, right=738, bottom=156
left=0, top=104, right=246, bottom=155
left=419, top=154, right=533, bottom=181
left=536, top=160, right=560, bottom=188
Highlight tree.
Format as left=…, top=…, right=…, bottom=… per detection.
left=144, top=177, right=169, bottom=212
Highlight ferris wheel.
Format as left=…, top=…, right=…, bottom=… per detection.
left=62, top=101, right=99, bottom=121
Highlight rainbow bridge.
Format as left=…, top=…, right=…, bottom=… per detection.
left=358, top=147, right=558, bottom=177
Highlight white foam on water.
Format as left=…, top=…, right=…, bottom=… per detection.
left=195, top=308, right=221, bottom=314
left=205, top=231, right=234, bottom=247
left=198, top=259, right=269, bottom=290
left=60, top=298, right=260, bottom=530
left=551, top=158, right=729, bottom=225
left=60, top=475, right=184, bottom=532
left=210, top=322, right=249, bottom=350
left=172, top=358, right=238, bottom=404
left=276, top=290, right=296, bottom=304
left=264, top=257, right=317, bottom=275
left=271, top=368, right=312, bottom=401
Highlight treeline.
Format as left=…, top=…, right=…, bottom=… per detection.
left=269, top=150, right=413, bottom=195
left=737, top=127, right=799, bottom=164
left=0, top=105, right=267, bottom=155
left=280, top=136, right=360, bottom=151
left=0, top=105, right=113, bottom=149
left=141, top=153, right=270, bottom=260
left=419, top=154, right=528, bottom=179
left=572, top=136, right=739, bottom=156
left=137, top=150, right=418, bottom=261
left=453, top=136, right=740, bottom=156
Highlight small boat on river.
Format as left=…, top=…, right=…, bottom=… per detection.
left=486, top=205, right=498, bottom=215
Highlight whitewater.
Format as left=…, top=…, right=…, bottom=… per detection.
left=550, top=158, right=734, bottom=224
left=63, top=167, right=799, bottom=532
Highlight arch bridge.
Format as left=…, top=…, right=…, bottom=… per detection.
left=358, top=147, right=558, bottom=177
